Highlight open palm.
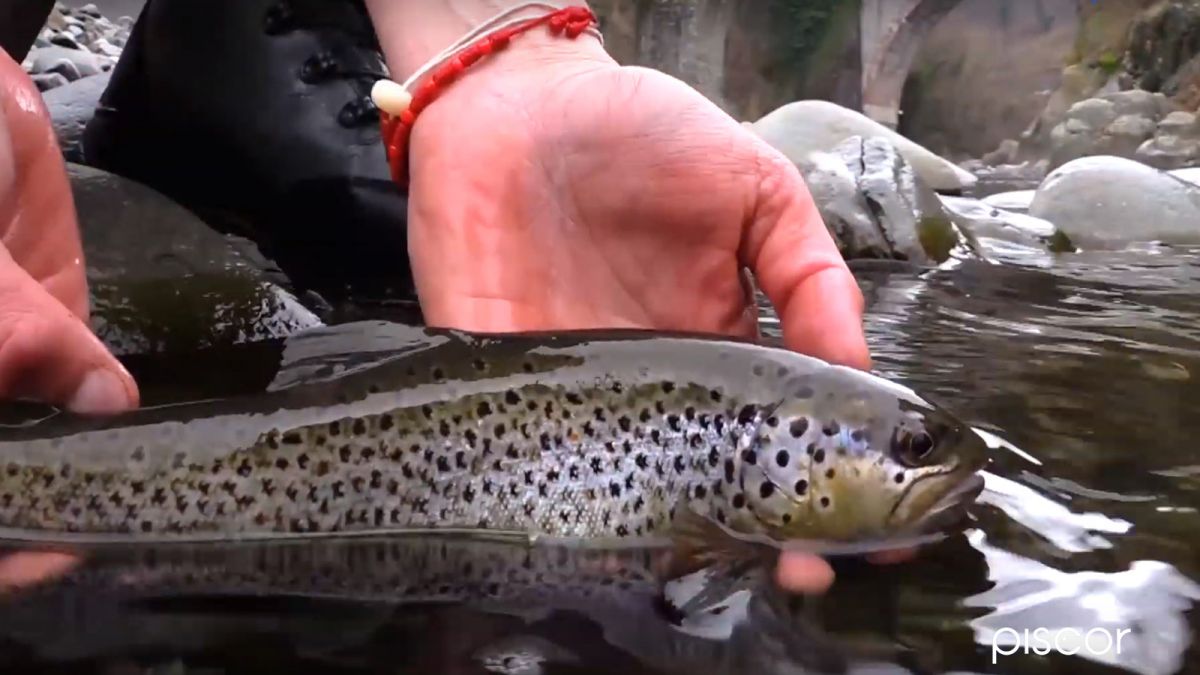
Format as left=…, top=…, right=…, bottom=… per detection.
left=405, top=54, right=869, bottom=370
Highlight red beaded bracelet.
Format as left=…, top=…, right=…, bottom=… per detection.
left=372, top=5, right=600, bottom=188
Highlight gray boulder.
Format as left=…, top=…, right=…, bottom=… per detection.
left=1029, top=155, right=1200, bottom=249
left=68, top=163, right=323, bottom=355
left=1046, top=90, right=1178, bottom=170
left=23, top=45, right=103, bottom=82
left=798, top=136, right=981, bottom=264
left=1136, top=111, right=1200, bottom=169
left=42, top=72, right=110, bottom=163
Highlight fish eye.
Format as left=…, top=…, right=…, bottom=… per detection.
left=893, top=428, right=936, bottom=466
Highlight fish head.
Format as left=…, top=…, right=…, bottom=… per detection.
left=730, top=370, right=989, bottom=544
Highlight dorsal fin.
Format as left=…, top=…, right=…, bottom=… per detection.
left=268, top=321, right=451, bottom=391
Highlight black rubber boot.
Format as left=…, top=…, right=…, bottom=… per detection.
left=82, top=0, right=414, bottom=304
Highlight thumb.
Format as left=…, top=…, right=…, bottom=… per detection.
left=0, top=245, right=138, bottom=414
left=740, top=144, right=872, bottom=371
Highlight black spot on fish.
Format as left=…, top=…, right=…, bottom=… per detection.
left=823, top=421, right=840, bottom=436
left=437, top=420, right=450, bottom=437
left=539, top=433, right=551, bottom=451
left=639, top=408, right=652, bottom=423
left=851, top=429, right=865, bottom=443
left=237, top=459, right=253, bottom=477
left=494, top=423, right=506, bottom=438
left=543, top=401, right=554, bottom=416
left=547, top=469, right=561, bottom=482
left=380, top=415, right=394, bottom=431
left=282, top=431, right=303, bottom=445
left=455, top=451, right=467, bottom=469
left=775, top=450, right=790, bottom=467
left=724, top=459, right=735, bottom=483
left=826, top=468, right=836, bottom=480
left=436, top=456, right=451, bottom=472
left=520, top=423, right=531, bottom=438
left=482, top=478, right=494, bottom=494
left=477, top=401, right=493, bottom=417
left=674, top=456, right=686, bottom=473
left=622, top=440, right=633, bottom=455
left=566, top=392, right=583, bottom=405
left=352, top=419, right=367, bottom=435
left=655, top=401, right=666, bottom=415
left=524, top=471, right=535, bottom=486
left=339, top=445, right=352, bottom=462
left=635, top=454, right=648, bottom=470
left=894, top=472, right=905, bottom=483
left=473, top=358, right=487, bottom=372
left=131, top=481, right=146, bottom=495
left=526, top=400, right=538, bottom=412
left=710, top=389, right=723, bottom=403
left=569, top=465, right=580, bottom=480
left=752, top=364, right=765, bottom=377
left=463, top=485, right=476, bottom=503
left=760, top=482, right=775, bottom=499
left=421, top=405, right=434, bottom=419
left=432, top=367, right=445, bottom=380
left=708, top=448, right=720, bottom=467
left=694, top=484, right=708, bottom=498
left=766, top=416, right=779, bottom=428
left=633, top=495, right=645, bottom=513
left=616, top=525, right=629, bottom=537
left=609, top=482, right=621, bottom=497
left=362, top=446, right=376, bottom=460
left=795, top=479, right=808, bottom=495
left=649, top=429, right=661, bottom=444
left=732, top=493, right=746, bottom=508
left=716, top=509, right=727, bottom=523
left=667, top=415, right=681, bottom=431
left=820, top=496, right=831, bottom=508
left=590, top=457, right=603, bottom=472
left=742, top=449, right=758, bottom=465
left=582, top=422, right=595, bottom=438
left=506, top=444, right=519, bottom=459
left=625, top=474, right=635, bottom=490
left=370, top=470, right=383, bottom=489
left=813, top=449, right=826, bottom=464
left=503, top=391, right=521, bottom=406
left=714, top=415, right=725, bottom=434
left=796, top=385, right=814, bottom=399
left=329, top=420, right=342, bottom=436
left=790, top=418, right=809, bottom=438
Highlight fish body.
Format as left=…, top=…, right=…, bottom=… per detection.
left=0, top=323, right=988, bottom=545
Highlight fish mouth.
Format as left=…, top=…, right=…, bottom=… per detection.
left=890, top=469, right=986, bottom=535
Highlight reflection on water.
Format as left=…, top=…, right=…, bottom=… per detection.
left=3, top=247, right=1200, bottom=673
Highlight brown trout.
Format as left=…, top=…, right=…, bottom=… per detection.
left=0, top=323, right=989, bottom=547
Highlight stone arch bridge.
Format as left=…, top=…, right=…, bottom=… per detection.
left=860, top=0, right=965, bottom=127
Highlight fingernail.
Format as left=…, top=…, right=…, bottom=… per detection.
left=67, top=369, right=132, bottom=415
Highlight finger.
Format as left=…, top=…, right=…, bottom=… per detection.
left=0, top=551, right=80, bottom=591
left=740, top=143, right=871, bottom=371
left=774, top=552, right=835, bottom=594
left=0, top=244, right=138, bottom=414
left=0, top=50, right=89, bottom=319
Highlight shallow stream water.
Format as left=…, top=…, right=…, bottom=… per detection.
left=0, top=247, right=1198, bottom=675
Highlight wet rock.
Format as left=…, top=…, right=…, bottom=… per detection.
left=747, top=99, right=977, bottom=192
left=42, top=72, right=110, bottom=163
left=982, top=190, right=1037, bottom=214
left=798, top=135, right=979, bottom=264
left=981, top=140, right=1020, bottom=167
left=1029, top=155, right=1200, bottom=249
left=67, top=164, right=323, bottom=355
left=24, top=46, right=103, bottom=82
left=1135, top=111, right=1200, bottom=169
left=31, top=72, right=69, bottom=92
left=23, top=3, right=132, bottom=91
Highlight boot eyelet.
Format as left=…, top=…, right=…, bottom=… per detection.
left=338, top=96, right=378, bottom=127
left=263, top=1, right=295, bottom=35
left=300, top=52, right=339, bottom=84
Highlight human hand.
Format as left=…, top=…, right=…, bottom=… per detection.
left=400, top=33, right=908, bottom=593
left=0, top=49, right=135, bottom=591
left=0, top=49, right=138, bottom=415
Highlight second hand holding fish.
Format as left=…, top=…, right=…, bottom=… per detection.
left=367, top=5, right=881, bottom=591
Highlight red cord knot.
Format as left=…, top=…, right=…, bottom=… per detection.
left=377, top=5, right=599, bottom=188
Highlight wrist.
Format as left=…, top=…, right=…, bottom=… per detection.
left=364, top=1, right=612, bottom=82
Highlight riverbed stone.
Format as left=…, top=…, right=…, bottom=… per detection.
left=797, top=135, right=979, bottom=264
left=1029, top=155, right=1200, bottom=248
left=67, top=163, right=323, bottom=355
left=747, top=99, right=977, bottom=192
left=42, top=72, right=110, bottom=163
